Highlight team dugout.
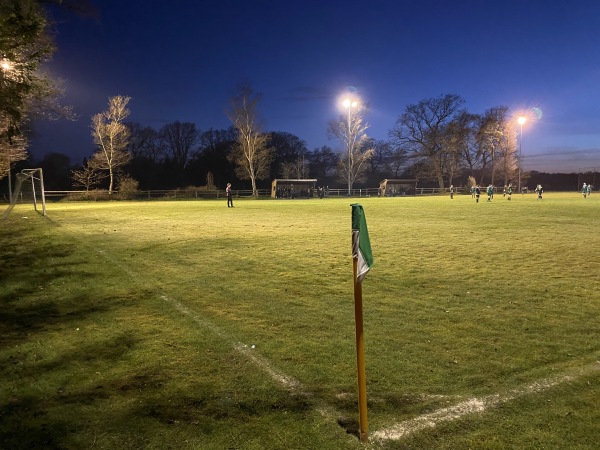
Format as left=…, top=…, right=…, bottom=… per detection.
left=271, top=179, right=318, bottom=199
left=379, top=179, right=418, bottom=197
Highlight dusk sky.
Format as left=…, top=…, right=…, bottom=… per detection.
left=31, top=0, right=600, bottom=173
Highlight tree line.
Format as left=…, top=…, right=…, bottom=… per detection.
left=65, top=91, right=522, bottom=195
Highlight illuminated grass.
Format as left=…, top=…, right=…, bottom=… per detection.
left=0, top=193, right=599, bottom=449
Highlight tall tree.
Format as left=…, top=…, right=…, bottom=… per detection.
left=125, top=122, right=161, bottom=162
left=388, top=144, right=409, bottom=177
left=187, top=128, right=237, bottom=189
left=266, top=131, right=308, bottom=178
left=159, top=121, right=198, bottom=172
left=390, top=94, right=465, bottom=189
left=280, top=155, right=310, bottom=179
left=443, top=111, right=477, bottom=187
left=498, top=115, right=518, bottom=186
left=307, top=146, right=339, bottom=180
left=90, top=96, right=131, bottom=194
left=328, top=100, right=374, bottom=194
left=368, top=139, right=394, bottom=176
left=227, top=84, right=273, bottom=196
left=0, top=0, right=71, bottom=180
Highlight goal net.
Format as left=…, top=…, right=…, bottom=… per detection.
left=1, top=168, right=46, bottom=219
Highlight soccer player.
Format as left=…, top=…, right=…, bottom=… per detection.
left=226, top=183, right=234, bottom=207
left=507, top=183, right=513, bottom=201
left=475, top=185, right=481, bottom=203
left=487, top=184, right=494, bottom=202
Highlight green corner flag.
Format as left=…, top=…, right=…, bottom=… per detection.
left=351, top=204, right=373, bottom=283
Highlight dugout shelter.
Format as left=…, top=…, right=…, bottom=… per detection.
left=271, top=179, right=318, bottom=198
left=379, top=179, right=418, bottom=197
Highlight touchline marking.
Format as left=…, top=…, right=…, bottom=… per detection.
left=373, top=361, right=600, bottom=442
left=161, top=294, right=304, bottom=393
left=160, top=295, right=342, bottom=421
left=91, top=242, right=343, bottom=423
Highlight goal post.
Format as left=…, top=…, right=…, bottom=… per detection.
left=1, top=168, right=46, bottom=218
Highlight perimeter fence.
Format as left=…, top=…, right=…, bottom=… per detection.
left=4, top=185, right=584, bottom=204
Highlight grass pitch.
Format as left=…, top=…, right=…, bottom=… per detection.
left=1, top=193, right=599, bottom=449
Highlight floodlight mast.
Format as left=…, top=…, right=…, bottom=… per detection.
left=342, top=97, right=359, bottom=195
left=517, top=116, right=526, bottom=193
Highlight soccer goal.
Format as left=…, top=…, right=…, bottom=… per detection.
left=1, top=168, right=46, bottom=218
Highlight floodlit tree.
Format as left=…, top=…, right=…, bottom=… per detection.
left=0, top=0, right=74, bottom=180
left=71, top=157, right=107, bottom=191
left=498, top=117, right=518, bottom=186
left=473, top=107, right=519, bottom=186
left=391, top=94, right=465, bottom=189
left=91, top=96, right=132, bottom=194
left=328, top=99, right=374, bottom=194
left=0, top=128, right=27, bottom=181
left=443, top=111, right=477, bottom=187
left=280, top=155, right=310, bottom=179
left=227, top=84, right=273, bottom=196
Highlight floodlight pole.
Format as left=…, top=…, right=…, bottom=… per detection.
left=517, top=117, right=526, bottom=193
left=353, top=257, right=368, bottom=443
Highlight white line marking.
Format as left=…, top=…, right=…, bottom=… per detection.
left=160, top=295, right=342, bottom=421
left=373, top=361, right=600, bottom=442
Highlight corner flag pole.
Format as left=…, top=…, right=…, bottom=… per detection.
left=351, top=204, right=373, bottom=443
left=353, top=257, right=368, bottom=442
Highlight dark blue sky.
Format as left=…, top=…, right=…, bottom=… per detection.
left=31, top=0, right=600, bottom=172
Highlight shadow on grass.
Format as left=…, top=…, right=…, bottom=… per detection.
left=0, top=222, right=341, bottom=448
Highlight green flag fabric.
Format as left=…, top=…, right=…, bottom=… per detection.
left=351, top=204, right=373, bottom=283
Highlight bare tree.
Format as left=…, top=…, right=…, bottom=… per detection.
left=266, top=131, right=308, bottom=177
left=159, top=121, right=198, bottom=171
left=227, top=84, right=273, bottom=196
left=71, top=157, right=107, bottom=191
left=457, top=113, right=482, bottom=178
left=368, top=139, right=394, bottom=176
left=280, top=155, right=310, bottom=179
left=307, top=146, right=339, bottom=179
left=91, top=96, right=132, bottom=194
left=328, top=101, right=373, bottom=194
left=125, top=122, right=161, bottom=162
left=498, top=117, right=518, bottom=186
left=391, top=94, right=465, bottom=189
left=388, top=145, right=409, bottom=177
left=443, top=111, right=477, bottom=187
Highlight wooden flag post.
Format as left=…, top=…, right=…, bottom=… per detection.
left=353, top=257, right=368, bottom=442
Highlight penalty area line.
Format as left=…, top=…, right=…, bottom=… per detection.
left=372, top=360, right=600, bottom=442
